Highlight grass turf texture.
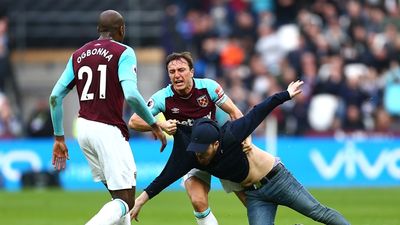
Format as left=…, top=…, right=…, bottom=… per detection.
left=0, top=188, right=399, bottom=225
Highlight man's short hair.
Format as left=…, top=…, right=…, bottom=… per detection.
left=165, top=52, right=194, bottom=70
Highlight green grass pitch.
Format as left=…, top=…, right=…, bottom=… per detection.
left=1, top=188, right=399, bottom=225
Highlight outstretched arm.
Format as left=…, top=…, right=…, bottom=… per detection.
left=230, top=80, right=303, bottom=142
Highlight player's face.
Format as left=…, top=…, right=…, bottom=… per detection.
left=167, top=58, right=194, bottom=95
left=195, top=141, right=219, bottom=166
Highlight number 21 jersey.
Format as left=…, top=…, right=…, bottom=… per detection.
left=57, top=39, right=138, bottom=140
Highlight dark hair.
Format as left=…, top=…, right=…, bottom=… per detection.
left=165, top=52, right=194, bottom=71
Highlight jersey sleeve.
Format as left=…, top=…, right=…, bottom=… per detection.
left=215, top=107, right=230, bottom=126
left=49, top=56, right=74, bottom=136
left=57, top=56, right=75, bottom=88
left=118, top=47, right=137, bottom=82
left=117, top=47, right=157, bottom=125
left=204, top=79, right=227, bottom=107
left=147, top=88, right=168, bottom=116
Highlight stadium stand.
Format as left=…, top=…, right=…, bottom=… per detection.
left=6, top=0, right=164, bottom=47
left=2, top=0, right=400, bottom=138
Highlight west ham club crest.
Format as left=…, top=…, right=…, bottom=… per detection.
left=196, top=95, right=209, bottom=108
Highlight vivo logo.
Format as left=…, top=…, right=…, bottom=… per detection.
left=310, top=141, right=400, bottom=180
left=0, top=150, right=43, bottom=181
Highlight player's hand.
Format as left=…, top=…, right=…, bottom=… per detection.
left=130, top=192, right=149, bottom=222
left=161, top=119, right=178, bottom=135
left=52, top=136, right=69, bottom=171
left=130, top=204, right=141, bottom=222
left=241, top=136, right=252, bottom=154
left=287, top=80, right=304, bottom=98
left=151, top=122, right=167, bottom=152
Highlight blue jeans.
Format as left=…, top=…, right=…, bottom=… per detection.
left=245, top=164, right=350, bottom=225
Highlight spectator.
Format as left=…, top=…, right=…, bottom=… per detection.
left=246, top=53, right=272, bottom=97
left=342, top=104, right=365, bottom=132
left=0, top=92, right=22, bottom=139
left=220, top=35, right=245, bottom=69
left=163, top=0, right=400, bottom=137
left=194, top=33, right=223, bottom=81
left=26, top=100, right=53, bottom=137
left=383, top=60, right=400, bottom=116
left=255, top=21, right=284, bottom=75
left=373, top=106, right=395, bottom=134
left=0, top=3, right=21, bottom=112
left=162, top=3, right=188, bottom=55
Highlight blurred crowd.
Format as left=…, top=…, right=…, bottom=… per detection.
left=161, top=0, right=400, bottom=137
left=1, top=0, right=400, bottom=139
left=0, top=3, right=52, bottom=139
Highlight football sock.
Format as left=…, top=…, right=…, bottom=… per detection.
left=86, top=199, right=128, bottom=225
left=194, top=208, right=218, bottom=225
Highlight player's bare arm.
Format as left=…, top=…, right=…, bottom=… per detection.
left=129, top=113, right=152, bottom=131
left=219, top=97, right=243, bottom=120
left=129, top=113, right=178, bottom=136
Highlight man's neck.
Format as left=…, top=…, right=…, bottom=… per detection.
left=175, top=81, right=194, bottom=98
left=98, top=34, right=113, bottom=40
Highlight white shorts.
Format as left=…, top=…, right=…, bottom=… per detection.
left=182, top=168, right=243, bottom=193
left=76, top=117, right=136, bottom=190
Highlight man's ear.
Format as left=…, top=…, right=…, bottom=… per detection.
left=119, top=25, right=125, bottom=37
left=190, top=68, right=194, bottom=77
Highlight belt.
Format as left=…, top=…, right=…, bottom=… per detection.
left=244, top=163, right=283, bottom=191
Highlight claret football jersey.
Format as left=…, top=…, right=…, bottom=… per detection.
left=147, top=78, right=229, bottom=127
left=57, top=39, right=138, bottom=140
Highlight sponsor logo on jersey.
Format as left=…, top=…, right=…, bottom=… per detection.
left=147, top=98, right=154, bottom=108
left=171, top=107, right=180, bottom=114
left=196, top=95, right=209, bottom=108
left=175, top=112, right=212, bottom=126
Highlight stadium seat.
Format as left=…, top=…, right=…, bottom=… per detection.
left=308, top=94, right=339, bottom=131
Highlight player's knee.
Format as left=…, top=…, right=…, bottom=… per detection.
left=124, top=198, right=134, bottom=210
left=190, top=195, right=209, bottom=212
left=111, top=190, right=135, bottom=210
